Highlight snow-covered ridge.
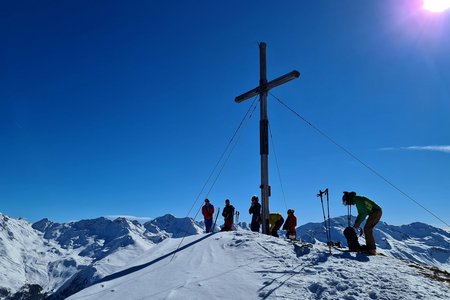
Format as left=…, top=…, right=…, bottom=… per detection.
left=297, top=216, right=450, bottom=271
left=68, top=231, right=450, bottom=300
left=0, top=213, right=202, bottom=299
left=1, top=212, right=449, bottom=299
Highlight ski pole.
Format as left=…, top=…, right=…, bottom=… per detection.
left=323, top=188, right=332, bottom=253
left=318, top=190, right=331, bottom=253
left=347, top=205, right=352, bottom=228
left=325, top=188, right=332, bottom=245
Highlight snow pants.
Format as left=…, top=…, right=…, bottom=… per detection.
left=250, top=215, right=260, bottom=232
left=204, top=219, right=212, bottom=233
left=271, top=218, right=284, bottom=237
left=222, top=219, right=233, bottom=231
left=364, top=210, right=382, bottom=251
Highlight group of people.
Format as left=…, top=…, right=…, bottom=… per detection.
left=202, top=191, right=383, bottom=255
left=249, top=195, right=298, bottom=239
left=201, top=198, right=235, bottom=233
left=202, top=195, right=298, bottom=239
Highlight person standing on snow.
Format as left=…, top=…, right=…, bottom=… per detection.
left=282, top=209, right=297, bottom=240
left=249, top=195, right=261, bottom=232
left=269, top=213, right=284, bottom=237
left=342, top=191, right=382, bottom=255
left=202, top=199, right=215, bottom=233
left=221, top=199, right=235, bottom=231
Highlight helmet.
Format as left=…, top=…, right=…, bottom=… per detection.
left=287, top=209, right=294, bottom=214
left=342, top=191, right=356, bottom=205
left=205, top=198, right=210, bottom=203
left=251, top=195, right=259, bottom=202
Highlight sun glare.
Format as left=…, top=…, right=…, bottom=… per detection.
left=423, top=0, right=450, bottom=12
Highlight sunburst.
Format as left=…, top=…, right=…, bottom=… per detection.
left=423, top=0, right=450, bottom=12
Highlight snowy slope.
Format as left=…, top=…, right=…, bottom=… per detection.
left=68, top=230, right=450, bottom=300
left=1, top=213, right=450, bottom=299
left=297, top=216, right=450, bottom=272
left=0, top=213, right=202, bottom=299
left=0, top=214, right=87, bottom=297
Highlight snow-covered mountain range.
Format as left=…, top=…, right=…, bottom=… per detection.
left=0, top=213, right=449, bottom=299
left=0, top=213, right=203, bottom=299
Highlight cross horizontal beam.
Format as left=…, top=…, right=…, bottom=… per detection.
left=235, top=70, right=300, bottom=103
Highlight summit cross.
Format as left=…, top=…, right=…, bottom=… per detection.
left=235, top=42, right=300, bottom=235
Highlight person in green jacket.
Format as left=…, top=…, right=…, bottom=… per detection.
left=342, top=191, right=382, bottom=255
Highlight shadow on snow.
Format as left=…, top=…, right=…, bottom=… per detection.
left=96, top=232, right=218, bottom=284
left=256, top=245, right=370, bottom=299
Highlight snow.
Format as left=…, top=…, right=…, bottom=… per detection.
left=68, top=230, right=450, bottom=300
left=0, top=214, right=82, bottom=293
left=0, top=214, right=159, bottom=298
left=297, top=217, right=450, bottom=273
left=1, top=212, right=449, bottom=299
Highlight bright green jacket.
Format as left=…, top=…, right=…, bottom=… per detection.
left=354, top=196, right=381, bottom=226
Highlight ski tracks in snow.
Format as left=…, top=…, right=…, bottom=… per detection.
left=241, top=233, right=450, bottom=300
left=68, top=231, right=450, bottom=300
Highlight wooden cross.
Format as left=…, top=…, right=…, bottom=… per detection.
left=235, top=42, right=300, bottom=235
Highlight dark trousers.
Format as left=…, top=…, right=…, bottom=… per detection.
left=250, top=216, right=260, bottom=232
left=204, top=219, right=212, bottom=233
left=222, top=219, right=233, bottom=231
left=364, top=210, right=382, bottom=250
left=271, top=219, right=284, bottom=237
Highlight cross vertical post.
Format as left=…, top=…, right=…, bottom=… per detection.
left=259, top=43, right=270, bottom=235
left=235, top=42, right=300, bottom=235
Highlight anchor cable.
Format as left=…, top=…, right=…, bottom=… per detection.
left=270, top=92, right=450, bottom=230
left=268, top=124, right=289, bottom=211
left=184, top=96, right=259, bottom=219
left=205, top=98, right=259, bottom=198
left=171, top=96, right=259, bottom=262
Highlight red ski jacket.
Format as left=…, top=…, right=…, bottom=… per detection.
left=282, top=215, right=297, bottom=235
left=202, top=204, right=214, bottom=220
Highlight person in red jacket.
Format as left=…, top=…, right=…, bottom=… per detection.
left=202, top=199, right=215, bottom=233
left=283, top=209, right=297, bottom=240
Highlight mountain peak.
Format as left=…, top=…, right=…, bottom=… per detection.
left=1, top=214, right=449, bottom=299
left=144, top=214, right=203, bottom=238
left=32, top=218, right=54, bottom=232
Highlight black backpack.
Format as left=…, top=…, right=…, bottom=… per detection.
left=344, top=226, right=362, bottom=252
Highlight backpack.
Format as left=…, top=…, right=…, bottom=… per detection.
left=344, top=226, right=362, bottom=252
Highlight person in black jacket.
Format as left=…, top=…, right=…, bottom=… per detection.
left=221, top=199, right=235, bottom=231
left=249, top=195, right=261, bottom=232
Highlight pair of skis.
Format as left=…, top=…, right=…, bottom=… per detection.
left=286, top=239, right=314, bottom=248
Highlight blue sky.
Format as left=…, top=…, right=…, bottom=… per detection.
left=1, top=1, right=449, bottom=228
